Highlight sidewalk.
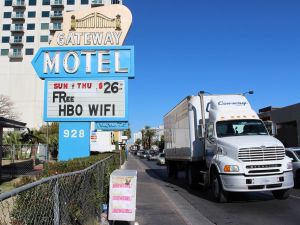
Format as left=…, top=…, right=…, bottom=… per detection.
left=122, top=154, right=213, bottom=225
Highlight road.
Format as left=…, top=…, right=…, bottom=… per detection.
left=135, top=155, right=300, bottom=225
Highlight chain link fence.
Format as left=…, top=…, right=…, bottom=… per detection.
left=0, top=154, right=118, bottom=225
left=0, top=144, right=58, bottom=181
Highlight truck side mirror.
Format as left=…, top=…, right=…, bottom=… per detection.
left=209, top=136, right=216, bottom=143
left=263, top=121, right=277, bottom=136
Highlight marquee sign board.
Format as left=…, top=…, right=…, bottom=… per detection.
left=31, top=46, right=134, bottom=79
left=44, top=78, right=128, bottom=122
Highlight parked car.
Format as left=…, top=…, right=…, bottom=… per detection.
left=157, top=153, right=165, bottom=165
left=137, top=150, right=145, bottom=158
left=286, top=148, right=300, bottom=187
left=147, top=150, right=159, bottom=160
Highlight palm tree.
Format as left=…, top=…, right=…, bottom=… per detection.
left=21, top=129, right=45, bottom=166
left=135, top=138, right=142, bottom=150
left=3, top=131, right=22, bottom=145
left=142, top=126, right=156, bottom=149
left=123, top=128, right=131, bottom=140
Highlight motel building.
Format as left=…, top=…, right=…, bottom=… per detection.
left=0, top=0, right=122, bottom=128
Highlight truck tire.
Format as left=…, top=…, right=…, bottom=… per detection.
left=295, top=170, right=300, bottom=188
left=166, top=161, right=172, bottom=178
left=211, top=171, right=230, bottom=203
left=272, top=189, right=290, bottom=200
left=187, top=164, right=198, bottom=188
left=167, top=161, right=177, bottom=178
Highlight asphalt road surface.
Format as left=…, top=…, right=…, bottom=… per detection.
left=136, top=156, right=300, bottom=225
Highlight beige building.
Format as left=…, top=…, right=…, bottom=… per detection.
left=0, top=0, right=122, bottom=128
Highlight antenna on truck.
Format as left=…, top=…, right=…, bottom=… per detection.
left=242, top=90, right=254, bottom=96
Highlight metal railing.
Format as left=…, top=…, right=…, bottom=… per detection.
left=0, top=155, right=116, bottom=225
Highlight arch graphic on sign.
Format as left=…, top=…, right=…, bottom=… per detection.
left=70, top=13, right=121, bottom=31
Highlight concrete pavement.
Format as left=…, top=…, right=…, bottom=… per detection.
left=123, top=154, right=214, bottom=225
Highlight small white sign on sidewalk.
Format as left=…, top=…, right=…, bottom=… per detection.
left=109, top=170, right=137, bottom=221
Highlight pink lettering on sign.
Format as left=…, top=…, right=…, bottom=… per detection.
left=112, top=184, right=131, bottom=188
left=112, top=196, right=131, bottom=201
left=112, top=209, right=133, bottom=214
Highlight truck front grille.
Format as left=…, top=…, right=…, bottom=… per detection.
left=238, top=147, right=285, bottom=162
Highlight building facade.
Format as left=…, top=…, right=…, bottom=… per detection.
left=0, top=0, right=122, bottom=128
left=259, top=103, right=300, bottom=148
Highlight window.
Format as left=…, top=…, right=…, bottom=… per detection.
left=41, top=23, right=49, bottom=30
left=26, top=36, right=34, bottom=42
left=42, top=11, right=50, bottom=17
left=12, top=48, right=22, bottom=56
left=27, top=24, right=35, bottom=30
left=29, top=0, right=37, bottom=5
left=15, top=24, right=23, bottom=30
left=1, top=49, right=9, bottom=56
left=67, top=0, right=75, bottom=5
left=42, top=0, right=50, bottom=5
left=53, top=11, right=62, bottom=16
left=40, top=35, right=49, bottom=42
left=91, top=0, right=102, bottom=4
left=28, top=11, right=36, bottom=18
left=25, top=49, right=34, bottom=55
left=216, top=120, right=268, bottom=138
left=15, top=11, right=24, bottom=18
left=3, top=12, right=11, bottom=18
left=207, top=123, right=214, bottom=138
left=2, top=37, right=10, bottom=43
left=81, top=0, right=89, bottom=4
left=3, top=24, right=11, bottom=31
left=53, top=22, right=62, bottom=30
left=13, top=36, right=22, bottom=43
left=4, top=0, right=12, bottom=6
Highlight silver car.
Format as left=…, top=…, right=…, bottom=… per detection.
left=286, top=148, right=300, bottom=188
left=157, top=153, right=165, bottom=165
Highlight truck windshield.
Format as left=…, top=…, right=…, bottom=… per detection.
left=216, top=119, right=268, bottom=137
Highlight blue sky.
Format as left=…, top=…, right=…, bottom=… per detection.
left=124, top=0, right=300, bottom=133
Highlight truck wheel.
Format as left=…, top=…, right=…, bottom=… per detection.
left=272, top=189, right=291, bottom=200
left=167, top=161, right=177, bottom=178
left=295, top=170, right=300, bottom=188
left=187, top=165, right=198, bottom=188
left=166, top=161, right=172, bottom=178
left=211, top=171, right=229, bottom=203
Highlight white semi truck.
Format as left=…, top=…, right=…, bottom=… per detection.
left=164, top=92, right=294, bottom=202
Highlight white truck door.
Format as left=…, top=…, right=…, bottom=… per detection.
left=205, top=123, right=218, bottom=166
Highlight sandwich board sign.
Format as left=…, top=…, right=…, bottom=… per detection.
left=109, top=170, right=137, bottom=222
left=32, top=4, right=134, bottom=161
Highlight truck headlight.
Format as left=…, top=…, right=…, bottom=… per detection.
left=224, top=165, right=239, bottom=172
left=287, top=162, right=293, bottom=170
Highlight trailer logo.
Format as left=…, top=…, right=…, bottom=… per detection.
left=218, top=101, right=248, bottom=106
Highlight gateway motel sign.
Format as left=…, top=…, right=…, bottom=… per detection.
left=32, top=5, right=134, bottom=161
